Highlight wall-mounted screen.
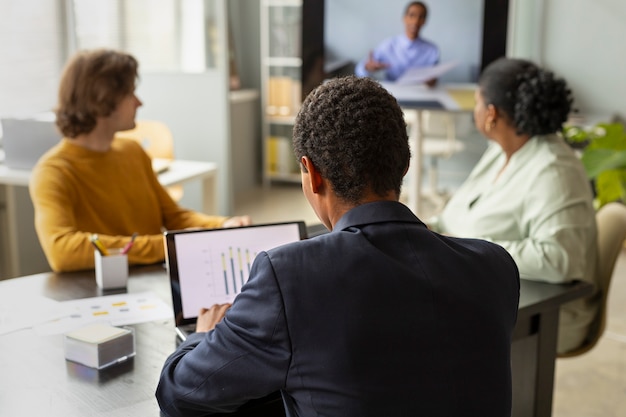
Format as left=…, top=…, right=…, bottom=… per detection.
left=325, top=0, right=508, bottom=83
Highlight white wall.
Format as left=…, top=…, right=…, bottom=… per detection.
left=509, top=0, right=626, bottom=118
left=136, top=71, right=232, bottom=215
left=134, top=0, right=233, bottom=216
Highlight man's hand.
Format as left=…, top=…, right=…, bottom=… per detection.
left=364, top=50, right=389, bottom=73
left=196, top=303, right=232, bottom=333
left=425, top=78, right=438, bottom=87
left=223, top=215, right=252, bottom=228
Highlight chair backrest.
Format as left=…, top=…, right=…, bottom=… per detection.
left=559, top=202, right=626, bottom=357
left=420, top=110, right=462, bottom=159
left=115, top=119, right=184, bottom=202
left=404, top=110, right=455, bottom=137
left=422, top=110, right=456, bottom=139
left=594, top=202, right=626, bottom=334
left=116, top=120, right=174, bottom=160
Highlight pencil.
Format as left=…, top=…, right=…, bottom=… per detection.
left=90, top=234, right=109, bottom=256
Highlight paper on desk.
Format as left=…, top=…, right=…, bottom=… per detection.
left=0, top=293, right=70, bottom=335
left=395, top=61, right=459, bottom=85
left=33, top=291, right=173, bottom=336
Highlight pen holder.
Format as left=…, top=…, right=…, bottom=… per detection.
left=95, top=249, right=128, bottom=289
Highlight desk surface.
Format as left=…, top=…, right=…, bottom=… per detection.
left=517, top=278, right=593, bottom=319
left=0, top=159, right=216, bottom=188
left=381, top=82, right=476, bottom=112
left=0, top=260, right=593, bottom=416
left=0, top=264, right=172, bottom=417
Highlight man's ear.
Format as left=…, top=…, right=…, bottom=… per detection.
left=301, top=156, right=323, bottom=194
left=403, top=159, right=410, bottom=176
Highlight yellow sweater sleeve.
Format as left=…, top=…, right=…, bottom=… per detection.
left=30, top=138, right=227, bottom=272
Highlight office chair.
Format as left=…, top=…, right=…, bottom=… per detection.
left=116, top=120, right=184, bottom=202
left=422, top=111, right=465, bottom=193
left=558, top=201, right=626, bottom=358
left=405, top=110, right=465, bottom=211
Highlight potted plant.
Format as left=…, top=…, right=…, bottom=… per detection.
left=564, top=121, right=626, bottom=209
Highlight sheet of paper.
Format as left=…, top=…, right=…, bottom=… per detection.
left=395, top=61, right=459, bottom=85
left=33, top=291, right=173, bottom=336
left=0, top=293, right=70, bottom=335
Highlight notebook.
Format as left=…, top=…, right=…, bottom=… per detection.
left=1, top=118, right=61, bottom=169
left=164, top=221, right=308, bottom=340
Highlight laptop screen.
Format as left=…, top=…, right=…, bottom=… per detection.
left=165, top=222, right=308, bottom=328
left=1, top=118, right=61, bottom=169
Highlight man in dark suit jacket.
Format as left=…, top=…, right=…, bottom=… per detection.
left=156, top=76, right=520, bottom=417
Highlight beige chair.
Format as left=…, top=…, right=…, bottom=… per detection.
left=116, top=120, right=184, bottom=202
left=559, top=201, right=626, bottom=357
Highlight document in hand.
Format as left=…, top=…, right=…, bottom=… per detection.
left=395, top=61, right=459, bottom=85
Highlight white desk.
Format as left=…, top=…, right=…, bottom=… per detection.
left=381, top=82, right=476, bottom=216
left=0, top=160, right=218, bottom=279
left=157, top=160, right=218, bottom=215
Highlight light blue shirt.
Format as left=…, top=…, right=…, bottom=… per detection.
left=355, top=34, right=440, bottom=81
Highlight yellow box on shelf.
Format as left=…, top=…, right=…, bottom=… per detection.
left=267, top=136, right=298, bottom=175
left=267, top=77, right=293, bottom=116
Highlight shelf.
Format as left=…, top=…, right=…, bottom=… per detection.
left=266, top=172, right=301, bottom=183
left=260, top=0, right=323, bottom=187
left=264, top=0, right=302, bottom=7
left=266, top=115, right=297, bottom=125
left=265, top=57, right=302, bottom=67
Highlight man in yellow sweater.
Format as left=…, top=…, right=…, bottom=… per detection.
left=30, top=49, right=250, bottom=272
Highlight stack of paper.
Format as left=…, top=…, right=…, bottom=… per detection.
left=396, top=61, right=459, bottom=85
left=64, top=323, right=135, bottom=369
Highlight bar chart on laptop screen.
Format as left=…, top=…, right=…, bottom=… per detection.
left=221, top=246, right=255, bottom=295
left=174, top=224, right=301, bottom=318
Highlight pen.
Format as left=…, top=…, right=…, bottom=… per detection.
left=90, top=234, right=109, bottom=256
left=121, top=232, right=138, bottom=255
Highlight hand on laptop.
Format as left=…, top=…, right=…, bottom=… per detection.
left=196, top=303, right=232, bottom=332
left=223, top=216, right=252, bottom=228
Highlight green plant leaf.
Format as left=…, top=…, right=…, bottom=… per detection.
left=585, top=123, right=626, bottom=151
left=595, top=170, right=626, bottom=208
left=563, top=126, right=589, bottom=143
left=582, top=149, right=626, bottom=178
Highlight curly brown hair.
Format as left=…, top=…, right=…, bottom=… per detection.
left=293, top=76, right=410, bottom=204
left=55, top=49, right=138, bottom=138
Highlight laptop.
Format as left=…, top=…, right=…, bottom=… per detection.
left=1, top=118, right=61, bottom=169
left=164, top=221, right=308, bottom=340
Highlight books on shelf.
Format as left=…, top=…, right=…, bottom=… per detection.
left=267, top=136, right=299, bottom=175
left=64, top=323, right=135, bottom=369
left=267, top=77, right=301, bottom=117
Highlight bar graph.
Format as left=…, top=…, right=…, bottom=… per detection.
left=221, top=247, right=257, bottom=295
left=173, top=223, right=303, bottom=318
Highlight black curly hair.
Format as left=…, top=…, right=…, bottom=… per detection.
left=479, top=57, right=573, bottom=136
left=293, top=76, right=410, bottom=204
